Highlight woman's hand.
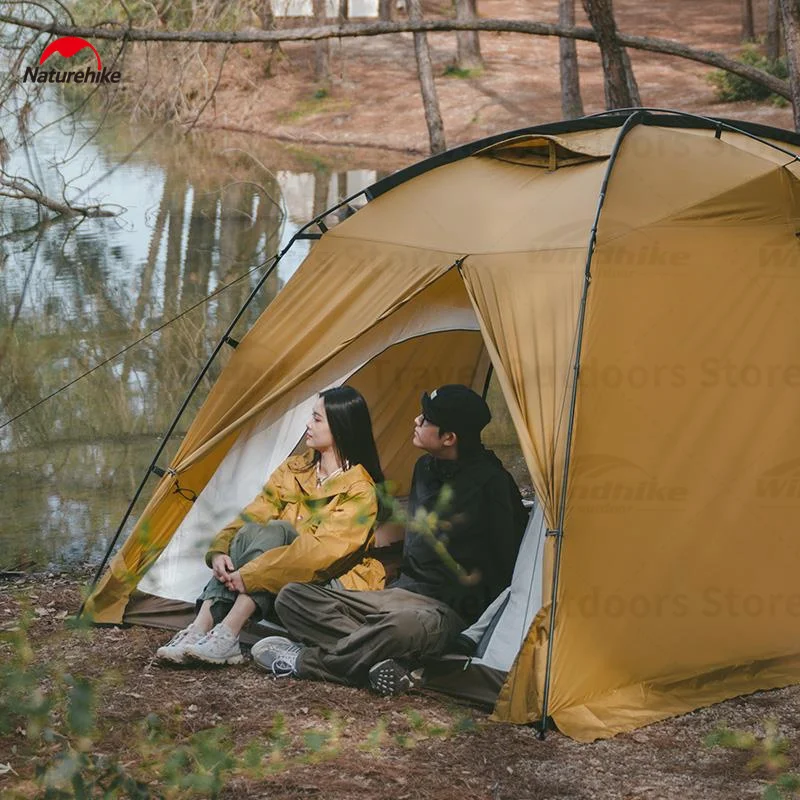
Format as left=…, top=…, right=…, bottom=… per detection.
left=211, top=553, right=234, bottom=582
left=224, top=570, right=246, bottom=594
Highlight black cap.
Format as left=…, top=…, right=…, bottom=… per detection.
left=420, top=384, right=491, bottom=435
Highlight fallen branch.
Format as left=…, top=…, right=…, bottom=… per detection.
left=0, top=13, right=790, bottom=99
left=0, top=175, right=119, bottom=218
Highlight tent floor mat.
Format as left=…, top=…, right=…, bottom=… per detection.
left=420, top=655, right=507, bottom=708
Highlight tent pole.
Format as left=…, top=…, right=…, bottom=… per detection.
left=537, top=110, right=648, bottom=738
left=82, top=252, right=280, bottom=606
left=481, top=363, right=494, bottom=401
left=585, top=108, right=800, bottom=163
left=83, top=188, right=373, bottom=607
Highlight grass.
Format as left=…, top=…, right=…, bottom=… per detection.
left=277, top=93, right=353, bottom=124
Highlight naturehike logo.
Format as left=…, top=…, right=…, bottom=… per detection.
left=23, top=37, right=120, bottom=85
left=570, top=454, right=688, bottom=513
left=756, top=458, right=800, bottom=503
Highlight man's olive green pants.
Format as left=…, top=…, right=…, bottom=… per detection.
left=274, top=582, right=465, bottom=686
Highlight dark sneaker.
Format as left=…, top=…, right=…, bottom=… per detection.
left=368, top=659, right=417, bottom=697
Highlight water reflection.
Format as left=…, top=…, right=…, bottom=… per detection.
left=0, top=120, right=385, bottom=571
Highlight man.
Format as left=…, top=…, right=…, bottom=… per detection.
left=252, top=384, right=528, bottom=695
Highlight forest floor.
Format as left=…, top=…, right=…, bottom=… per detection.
left=182, top=0, right=793, bottom=166
left=2, top=571, right=800, bottom=798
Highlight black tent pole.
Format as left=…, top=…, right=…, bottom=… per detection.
left=536, top=110, right=648, bottom=738
left=535, top=106, right=800, bottom=737
left=81, top=252, right=281, bottom=607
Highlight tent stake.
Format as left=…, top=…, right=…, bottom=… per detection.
left=537, top=110, right=648, bottom=738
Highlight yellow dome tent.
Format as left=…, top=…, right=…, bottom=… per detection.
left=85, top=110, right=800, bottom=741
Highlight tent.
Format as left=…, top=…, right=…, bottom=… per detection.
left=85, top=109, right=800, bottom=742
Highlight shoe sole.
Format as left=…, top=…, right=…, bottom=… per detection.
left=368, top=659, right=415, bottom=697
left=184, top=650, right=245, bottom=666
left=155, top=652, right=189, bottom=665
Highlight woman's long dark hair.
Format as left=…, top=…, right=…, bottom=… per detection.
left=317, top=386, right=384, bottom=484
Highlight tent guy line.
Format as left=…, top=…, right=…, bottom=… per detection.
left=0, top=253, right=279, bottom=433
left=81, top=182, right=376, bottom=606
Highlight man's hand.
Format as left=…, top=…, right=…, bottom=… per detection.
left=224, top=570, right=246, bottom=594
left=211, top=553, right=234, bottom=582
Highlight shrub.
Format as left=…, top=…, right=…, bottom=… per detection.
left=707, top=46, right=788, bottom=106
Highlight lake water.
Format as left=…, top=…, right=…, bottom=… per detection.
left=0, top=104, right=391, bottom=572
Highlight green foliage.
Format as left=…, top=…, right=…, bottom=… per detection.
left=705, top=719, right=800, bottom=799
left=442, top=64, right=482, bottom=79
left=393, top=709, right=478, bottom=749
left=2, top=600, right=480, bottom=796
left=1, top=614, right=270, bottom=797
left=0, top=612, right=55, bottom=739
left=360, top=718, right=388, bottom=752
left=707, top=46, right=788, bottom=106
left=278, top=94, right=351, bottom=124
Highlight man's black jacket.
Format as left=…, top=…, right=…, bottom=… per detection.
left=391, top=446, right=528, bottom=624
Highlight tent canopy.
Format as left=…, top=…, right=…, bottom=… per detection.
left=86, top=110, right=800, bottom=741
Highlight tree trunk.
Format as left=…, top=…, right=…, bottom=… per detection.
left=455, top=0, right=482, bottom=70
left=378, top=0, right=393, bottom=21
left=407, top=0, right=446, bottom=153
left=258, top=0, right=274, bottom=30
left=313, top=0, right=330, bottom=86
left=767, top=0, right=782, bottom=61
left=559, top=0, right=583, bottom=118
left=620, top=45, right=640, bottom=103
left=582, top=0, right=640, bottom=108
left=741, top=0, right=756, bottom=41
left=779, top=0, right=800, bottom=130
left=259, top=0, right=281, bottom=74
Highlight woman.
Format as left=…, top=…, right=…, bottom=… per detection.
left=155, top=385, right=386, bottom=666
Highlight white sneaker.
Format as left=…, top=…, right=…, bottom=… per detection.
left=251, top=636, right=303, bottom=676
left=155, top=624, right=207, bottom=665
left=184, top=623, right=244, bottom=665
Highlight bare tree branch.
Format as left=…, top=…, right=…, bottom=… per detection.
left=0, top=12, right=790, bottom=98
left=0, top=172, right=119, bottom=217
left=184, top=42, right=230, bottom=134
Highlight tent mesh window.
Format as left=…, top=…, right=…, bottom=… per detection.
left=475, top=134, right=610, bottom=170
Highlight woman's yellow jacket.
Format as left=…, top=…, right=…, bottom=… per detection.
left=206, top=449, right=386, bottom=593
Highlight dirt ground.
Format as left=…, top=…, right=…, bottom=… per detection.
left=185, top=0, right=793, bottom=159
left=3, top=572, right=800, bottom=799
